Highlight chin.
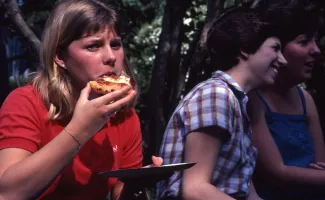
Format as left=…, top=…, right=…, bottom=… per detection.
left=267, top=80, right=275, bottom=86
left=260, top=78, right=275, bottom=88
left=301, top=73, right=313, bottom=81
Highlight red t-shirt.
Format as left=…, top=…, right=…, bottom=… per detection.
left=0, top=85, right=143, bottom=199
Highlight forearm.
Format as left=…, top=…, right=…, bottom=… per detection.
left=246, top=182, right=262, bottom=200
left=268, top=165, right=325, bottom=187
left=112, top=181, right=124, bottom=200
left=0, top=129, right=84, bottom=199
left=183, top=183, right=235, bottom=200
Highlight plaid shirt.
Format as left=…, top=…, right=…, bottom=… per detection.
left=157, top=71, right=257, bottom=199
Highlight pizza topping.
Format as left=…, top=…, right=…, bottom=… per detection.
left=89, top=73, right=131, bottom=95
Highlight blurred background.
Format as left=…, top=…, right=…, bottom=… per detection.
left=1, top=0, right=325, bottom=165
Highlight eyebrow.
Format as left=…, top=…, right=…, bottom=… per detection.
left=83, top=38, right=104, bottom=44
left=81, top=35, right=121, bottom=42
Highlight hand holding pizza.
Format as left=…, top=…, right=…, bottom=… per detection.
left=65, top=78, right=136, bottom=146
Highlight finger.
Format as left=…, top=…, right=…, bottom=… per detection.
left=142, top=156, right=164, bottom=168
left=152, top=156, right=163, bottom=166
left=316, top=162, right=325, bottom=168
left=79, top=83, right=91, bottom=102
left=97, top=85, right=132, bottom=105
left=103, top=90, right=136, bottom=117
left=310, top=163, right=324, bottom=170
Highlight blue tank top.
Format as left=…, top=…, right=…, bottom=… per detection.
left=254, top=86, right=319, bottom=199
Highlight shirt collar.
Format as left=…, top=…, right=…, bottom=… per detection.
left=211, top=70, right=247, bottom=101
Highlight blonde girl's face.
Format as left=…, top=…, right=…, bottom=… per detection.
left=62, top=26, right=125, bottom=89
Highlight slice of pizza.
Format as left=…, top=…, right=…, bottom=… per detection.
left=89, top=74, right=131, bottom=95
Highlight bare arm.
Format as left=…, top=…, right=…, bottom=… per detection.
left=181, top=126, right=235, bottom=200
left=0, top=134, right=80, bottom=200
left=303, top=89, right=325, bottom=162
left=249, top=92, right=325, bottom=188
left=0, top=84, right=136, bottom=199
left=112, top=181, right=124, bottom=200
left=246, top=181, right=263, bottom=200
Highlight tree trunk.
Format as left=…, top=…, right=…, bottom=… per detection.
left=142, top=0, right=190, bottom=163
left=184, top=0, right=225, bottom=94
left=165, top=0, right=191, bottom=120
left=2, top=0, right=40, bottom=54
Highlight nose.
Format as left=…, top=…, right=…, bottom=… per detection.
left=103, top=45, right=116, bottom=67
left=277, top=51, right=287, bottom=67
left=310, top=41, right=321, bottom=56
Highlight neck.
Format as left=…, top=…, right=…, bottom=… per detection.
left=271, top=72, right=300, bottom=95
left=225, top=63, right=257, bottom=93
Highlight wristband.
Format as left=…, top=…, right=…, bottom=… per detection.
left=64, top=128, right=81, bottom=149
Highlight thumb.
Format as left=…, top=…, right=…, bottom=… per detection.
left=152, top=156, right=163, bottom=166
left=79, top=83, right=91, bottom=101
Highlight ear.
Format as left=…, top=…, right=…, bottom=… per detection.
left=239, top=50, right=249, bottom=60
left=54, top=52, right=66, bottom=69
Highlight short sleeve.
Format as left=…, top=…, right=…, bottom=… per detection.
left=182, top=84, right=236, bottom=136
left=0, top=87, right=43, bottom=152
left=119, top=109, right=143, bottom=169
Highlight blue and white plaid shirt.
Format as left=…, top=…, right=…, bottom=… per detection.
left=157, top=71, right=257, bottom=199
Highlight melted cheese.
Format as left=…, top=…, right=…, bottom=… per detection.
left=102, top=75, right=130, bottom=85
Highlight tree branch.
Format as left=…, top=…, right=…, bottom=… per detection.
left=250, top=0, right=262, bottom=8
left=3, top=0, right=41, bottom=54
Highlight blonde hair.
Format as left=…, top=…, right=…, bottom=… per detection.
left=32, top=0, right=137, bottom=120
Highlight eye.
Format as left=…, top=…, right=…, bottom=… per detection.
left=272, top=44, right=281, bottom=52
left=86, top=43, right=100, bottom=52
left=315, top=34, right=319, bottom=41
left=298, top=39, right=309, bottom=46
left=297, top=35, right=312, bottom=46
left=110, top=38, right=122, bottom=50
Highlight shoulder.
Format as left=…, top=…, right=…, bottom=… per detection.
left=1, top=85, right=48, bottom=124
left=1, top=85, right=44, bottom=111
left=184, top=79, right=239, bottom=106
left=176, top=80, right=241, bottom=133
left=4, top=85, right=39, bottom=99
left=299, top=87, right=315, bottom=108
left=300, top=87, right=314, bottom=103
left=299, top=87, right=318, bottom=115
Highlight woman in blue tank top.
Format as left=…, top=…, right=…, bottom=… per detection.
left=248, top=1, right=325, bottom=199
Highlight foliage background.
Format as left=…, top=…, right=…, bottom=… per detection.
left=1, top=0, right=325, bottom=165
left=0, top=0, right=325, bottom=198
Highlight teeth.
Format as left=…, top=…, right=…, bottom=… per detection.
left=273, top=68, right=278, bottom=73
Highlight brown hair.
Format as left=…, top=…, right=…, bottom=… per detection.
left=258, top=0, right=323, bottom=45
left=32, top=0, right=137, bottom=120
left=207, top=7, right=282, bottom=71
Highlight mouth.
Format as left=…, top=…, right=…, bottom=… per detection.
left=304, top=60, right=316, bottom=69
left=102, top=71, right=116, bottom=77
left=270, top=64, right=279, bottom=74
